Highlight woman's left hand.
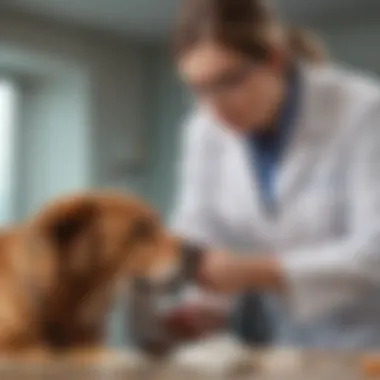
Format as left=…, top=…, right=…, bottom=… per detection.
left=197, top=250, right=285, bottom=294
left=197, top=250, right=249, bottom=293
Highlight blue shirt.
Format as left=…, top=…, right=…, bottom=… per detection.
left=248, top=68, right=301, bottom=213
left=231, top=69, right=301, bottom=346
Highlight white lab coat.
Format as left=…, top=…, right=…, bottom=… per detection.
left=171, top=63, right=380, bottom=349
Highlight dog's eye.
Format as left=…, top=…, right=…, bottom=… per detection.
left=131, top=218, right=156, bottom=240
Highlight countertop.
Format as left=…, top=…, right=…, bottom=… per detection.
left=0, top=350, right=369, bottom=380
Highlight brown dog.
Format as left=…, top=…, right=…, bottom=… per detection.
left=0, top=227, right=43, bottom=353
left=0, top=191, right=181, bottom=361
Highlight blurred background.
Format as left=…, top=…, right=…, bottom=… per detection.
left=0, top=0, right=379, bottom=346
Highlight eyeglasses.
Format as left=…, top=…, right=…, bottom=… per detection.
left=190, top=63, right=255, bottom=98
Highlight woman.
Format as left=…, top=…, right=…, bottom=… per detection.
left=168, top=0, right=380, bottom=349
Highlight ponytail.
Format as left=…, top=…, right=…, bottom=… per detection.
left=174, top=0, right=329, bottom=66
left=286, top=27, right=328, bottom=65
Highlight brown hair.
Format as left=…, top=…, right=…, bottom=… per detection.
left=173, top=0, right=328, bottom=65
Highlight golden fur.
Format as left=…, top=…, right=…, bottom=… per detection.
left=0, top=191, right=180, bottom=361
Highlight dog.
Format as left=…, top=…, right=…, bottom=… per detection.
left=0, top=227, right=43, bottom=353
left=0, top=191, right=181, bottom=362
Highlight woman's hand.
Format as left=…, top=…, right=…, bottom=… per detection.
left=198, top=250, right=285, bottom=294
left=161, top=302, right=228, bottom=341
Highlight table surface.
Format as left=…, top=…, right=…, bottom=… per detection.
left=0, top=350, right=368, bottom=380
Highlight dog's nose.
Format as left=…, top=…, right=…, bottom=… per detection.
left=145, top=240, right=206, bottom=286
left=178, top=241, right=206, bottom=282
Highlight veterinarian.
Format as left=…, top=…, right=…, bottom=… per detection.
left=168, top=0, right=380, bottom=349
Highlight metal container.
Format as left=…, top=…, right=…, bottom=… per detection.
left=129, top=242, right=205, bottom=357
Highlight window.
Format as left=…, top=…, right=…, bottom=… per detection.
left=0, top=79, right=17, bottom=225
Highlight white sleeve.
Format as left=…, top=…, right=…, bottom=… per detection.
left=280, top=105, right=380, bottom=322
left=169, top=112, right=231, bottom=248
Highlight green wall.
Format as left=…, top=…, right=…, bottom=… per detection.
left=144, top=47, right=191, bottom=221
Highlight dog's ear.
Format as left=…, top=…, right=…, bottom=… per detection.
left=46, top=201, right=97, bottom=250
left=26, top=199, right=98, bottom=299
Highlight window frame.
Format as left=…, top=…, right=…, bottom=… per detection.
left=0, top=75, right=19, bottom=225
